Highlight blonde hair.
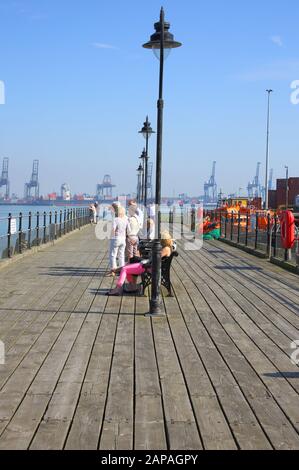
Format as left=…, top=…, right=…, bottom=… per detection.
left=161, top=231, right=173, bottom=248
left=117, top=206, right=126, bottom=218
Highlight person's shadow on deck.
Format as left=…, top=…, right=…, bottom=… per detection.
left=263, top=372, right=299, bottom=379
left=40, top=267, right=108, bottom=276
left=214, top=265, right=263, bottom=271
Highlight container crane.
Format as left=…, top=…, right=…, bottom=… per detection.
left=24, top=160, right=40, bottom=200
left=0, top=157, right=10, bottom=200
left=204, top=161, right=217, bottom=204
left=247, top=162, right=261, bottom=198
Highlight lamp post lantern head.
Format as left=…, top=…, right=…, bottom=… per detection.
left=142, top=8, right=182, bottom=58
left=139, top=116, right=155, bottom=139
left=139, top=148, right=147, bottom=161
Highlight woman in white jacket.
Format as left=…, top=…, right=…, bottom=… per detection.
left=126, top=204, right=140, bottom=260
left=108, top=204, right=128, bottom=275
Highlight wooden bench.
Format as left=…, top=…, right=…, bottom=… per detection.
left=138, top=240, right=178, bottom=297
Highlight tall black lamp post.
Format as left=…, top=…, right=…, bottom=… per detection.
left=139, top=116, right=155, bottom=207
left=137, top=163, right=143, bottom=204
left=143, top=8, right=182, bottom=316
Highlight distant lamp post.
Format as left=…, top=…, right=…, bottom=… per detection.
left=137, top=164, right=143, bottom=204
left=139, top=149, right=147, bottom=204
left=139, top=116, right=155, bottom=207
left=264, top=89, right=273, bottom=210
left=143, top=7, right=182, bottom=316
left=285, top=165, right=289, bottom=209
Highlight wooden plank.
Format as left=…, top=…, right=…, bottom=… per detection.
left=175, top=248, right=299, bottom=449
left=99, top=295, right=135, bottom=450
left=198, top=246, right=299, bottom=331
left=134, top=295, right=167, bottom=450
left=65, top=280, right=117, bottom=449
left=30, top=314, right=102, bottom=450
left=0, top=311, right=60, bottom=390
left=151, top=314, right=203, bottom=450
left=0, top=313, right=86, bottom=449
left=164, top=292, right=237, bottom=450
left=171, top=262, right=272, bottom=450
left=180, top=247, right=299, bottom=399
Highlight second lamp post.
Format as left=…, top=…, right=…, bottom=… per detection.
left=139, top=116, right=155, bottom=208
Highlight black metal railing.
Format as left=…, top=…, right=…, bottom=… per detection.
left=0, top=207, right=90, bottom=260
left=219, top=210, right=299, bottom=268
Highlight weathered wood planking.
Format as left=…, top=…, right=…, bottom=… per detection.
left=0, top=226, right=298, bottom=449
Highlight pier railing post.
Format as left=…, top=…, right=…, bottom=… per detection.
left=219, top=211, right=222, bottom=238
left=54, top=211, right=58, bottom=239
left=273, top=215, right=278, bottom=257
left=59, top=210, right=62, bottom=238
left=225, top=213, right=228, bottom=239
left=245, top=211, right=249, bottom=247
left=18, top=212, right=23, bottom=254
left=67, top=209, right=70, bottom=233
left=230, top=213, right=233, bottom=241
left=255, top=212, right=259, bottom=250
left=169, top=209, right=173, bottom=237
left=28, top=211, right=32, bottom=250
left=266, top=213, right=271, bottom=256
left=63, top=209, right=66, bottom=235
left=43, top=211, right=47, bottom=244
left=181, top=207, right=184, bottom=238
left=237, top=211, right=241, bottom=244
left=36, top=212, right=40, bottom=246
left=191, top=208, right=196, bottom=234
left=7, top=213, right=12, bottom=258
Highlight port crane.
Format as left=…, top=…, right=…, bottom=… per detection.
left=24, top=160, right=40, bottom=199
left=247, top=162, right=261, bottom=198
left=0, top=157, right=10, bottom=200
left=204, top=161, right=217, bottom=204
left=96, top=175, right=115, bottom=200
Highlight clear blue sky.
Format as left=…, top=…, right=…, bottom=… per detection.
left=0, top=0, right=299, bottom=198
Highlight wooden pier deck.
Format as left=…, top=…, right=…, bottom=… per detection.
left=0, top=225, right=299, bottom=450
